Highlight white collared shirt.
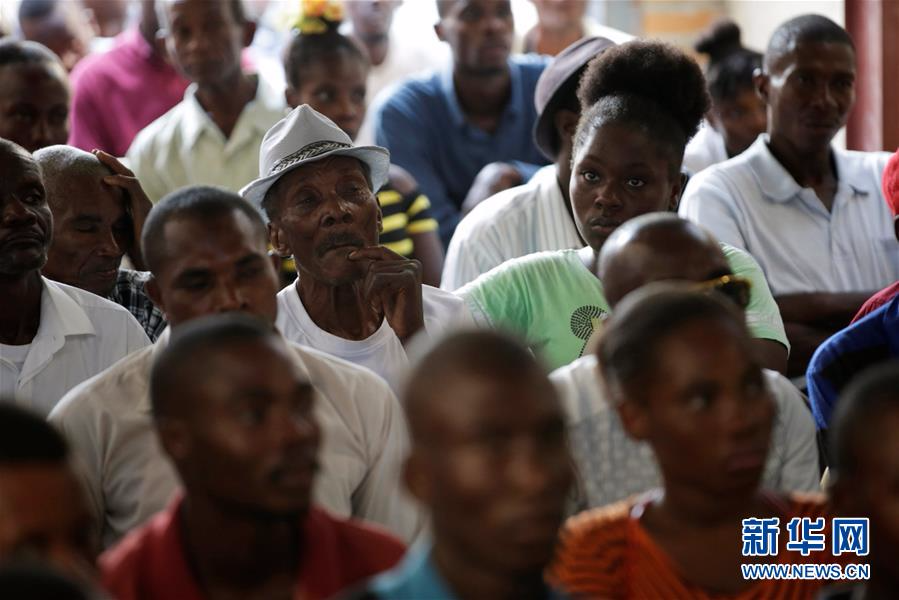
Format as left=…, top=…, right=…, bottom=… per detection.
left=441, top=165, right=582, bottom=291
left=550, top=354, right=821, bottom=511
left=125, top=75, right=286, bottom=202
left=0, top=277, right=150, bottom=416
left=49, top=329, right=422, bottom=548
left=679, top=135, right=899, bottom=296
left=276, top=283, right=472, bottom=392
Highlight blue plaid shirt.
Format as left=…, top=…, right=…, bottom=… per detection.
left=108, top=269, right=167, bottom=342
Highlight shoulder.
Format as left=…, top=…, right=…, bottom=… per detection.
left=459, top=250, right=577, bottom=298
left=510, top=54, right=550, bottom=81
left=550, top=354, right=603, bottom=422
left=422, top=284, right=466, bottom=315
left=836, top=148, right=891, bottom=174
left=376, top=72, right=443, bottom=113
left=548, top=501, right=632, bottom=591
left=127, top=101, right=187, bottom=155
left=100, top=506, right=175, bottom=592
left=49, top=279, right=144, bottom=324
left=457, top=173, right=546, bottom=238
left=49, top=345, right=154, bottom=423
left=310, top=508, right=406, bottom=574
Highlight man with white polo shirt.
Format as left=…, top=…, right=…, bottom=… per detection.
left=49, top=186, right=421, bottom=548
left=441, top=36, right=615, bottom=291
left=680, top=15, right=899, bottom=375
left=242, top=105, right=470, bottom=392
left=125, top=0, right=285, bottom=202
left=550, top=214, right=820, bottom=509
left=0, top=139, right=149, bottom=417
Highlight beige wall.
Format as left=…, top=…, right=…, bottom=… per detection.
left=725, top=0, right=844, bottom=52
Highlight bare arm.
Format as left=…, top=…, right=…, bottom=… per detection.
left=752, top=339, right=789, bottom=375
left=777, top=292, right=873, bottom=376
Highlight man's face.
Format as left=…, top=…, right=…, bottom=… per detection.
left=759, top=41, right=856, bottom=153
left=268, top=156, right=381, bottom=286
left=19, top=4, right=93, bottom=71
left=436, top=0, right=513, bottom=74
left=0, top=464, right=96, bottom=581
left=42, top=172, right=129, bottom=297
left=412, top=367, right=573, bottom=575
left=345, top=0, right=401, bottom=38
left=622, top=318, right=775, bottom=499
left=148, top=211, right=279, bottom=327
left=0, top=148, right=52, bottom=278
left=167, top=338, right=320, bottom=518
left=162, top=0, right=249, bottom=86
left=570, top=122, right=680, bottom=252
left=0, top=63, right=70, bottom=153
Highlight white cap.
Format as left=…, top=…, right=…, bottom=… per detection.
left=240, top=104, right=390, bottom=221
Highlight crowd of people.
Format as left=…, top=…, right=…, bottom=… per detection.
left=1, top=0, right=898, bottom=598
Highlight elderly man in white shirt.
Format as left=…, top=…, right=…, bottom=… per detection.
left=551, top=214, right=820, bottom=510
left=679, top=15, right=899, bottom=376
left=441, top=37, right=616, bottom=292
left=49, top=185, right=421, bottom=548
left=0, top=140, right=149, bottom=417
left=242, top=106, right=470, bottom=392
left=125, top=0, right=285, bottom=203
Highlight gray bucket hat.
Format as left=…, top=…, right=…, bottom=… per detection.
left=240, top=105, right=390, bottom=221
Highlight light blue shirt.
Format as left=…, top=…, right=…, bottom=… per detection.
left=365, top=543, right=569, bottom=599
left=679, top=135, right=899, bottom=296
left=372, top=56, right=550, bottom=246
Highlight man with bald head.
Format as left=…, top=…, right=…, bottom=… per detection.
left=35, top=145, right=164, bottom=341
left=353, top=330, right=572, bottom=600
left=50, top=185, right=420, bottom=548
left=0, top=139, right=149, bottom=416
left=550, top=213, right=819, bottom=509
left=101, top=314, right=405, bottom=600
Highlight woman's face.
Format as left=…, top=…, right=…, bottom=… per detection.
left=711, top=88, right=767, bottom=157
left=569, top=121, right=681, bottom=252
left=620, top=316, right=775, bottom=498
left=286, top=51, right=368, bottom=140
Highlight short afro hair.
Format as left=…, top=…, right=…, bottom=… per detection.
left=141, top=185, right=268, bottom=275
left=0, top=38, right=65, bottom=71
left=694, top=19, right=762, bottom=103
left=574, top=40, right=710, bottom=174
left=765, top=14, right=854, bottom=71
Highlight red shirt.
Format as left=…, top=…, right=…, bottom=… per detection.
left=852, top=280, right=899, bottom=323
left=100, top=497, right=406, bottom=600
left=68, top=28, right=189, bottom=157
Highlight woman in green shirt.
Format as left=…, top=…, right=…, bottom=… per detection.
left=460, top=40, right=789, bottom=372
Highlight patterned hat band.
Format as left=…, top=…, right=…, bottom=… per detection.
left=268, top=140, right=353, bottom=176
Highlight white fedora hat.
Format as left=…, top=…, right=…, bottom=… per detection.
left=240, top=105, right=390, bottom=221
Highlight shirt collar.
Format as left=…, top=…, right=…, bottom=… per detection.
left=749, top=134, right=873, bottom=203
left=179, top=75, right=283, bottom=150
left=38, top=277, right=96, bottom=339
left=439, top=59, right=523, bottom=128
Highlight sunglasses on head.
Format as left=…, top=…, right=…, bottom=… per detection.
left=692, top=274, right=752, bottom=310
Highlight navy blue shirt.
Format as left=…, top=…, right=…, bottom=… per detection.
left=373, top=56, right=551, bottom=246
left=806, top=293, right=899, bottom=429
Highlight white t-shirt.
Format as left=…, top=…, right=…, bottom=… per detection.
left=50, top=330, right=422, bottom=547
left=276, top=283, right=471, bottom=392
left=0, top=277, right=150, bottom=416
left=680, top=136, right=899, bottom=296
left=441, top=165, right=582, bottom=291
left=683, top=120, right=728, bottom=176
left=0, top=343, right=30, bottom=397
left=550, top=354, right=821, bottom=511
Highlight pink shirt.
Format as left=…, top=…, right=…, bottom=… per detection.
left=68, top=28, right=189, bottom=157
